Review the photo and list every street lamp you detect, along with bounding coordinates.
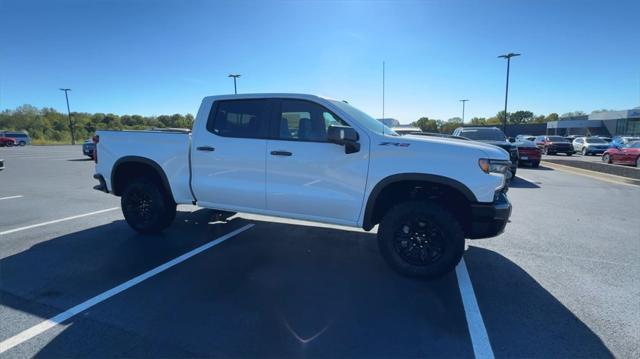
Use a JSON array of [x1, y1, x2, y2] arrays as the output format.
[[459, 99, 469, 123], [228, 74, 241, 94], [498, 52, 521, 134], [59, 88, 76, 145]]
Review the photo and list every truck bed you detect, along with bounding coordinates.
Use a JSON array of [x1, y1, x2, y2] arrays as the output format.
[[95, 130, 194, 204]]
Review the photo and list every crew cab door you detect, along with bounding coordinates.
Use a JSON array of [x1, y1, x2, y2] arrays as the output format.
[[265, 99, 369, 225], [191, 99, 271, 211]]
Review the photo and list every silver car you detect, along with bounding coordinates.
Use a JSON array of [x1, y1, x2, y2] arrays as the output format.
[[572, 137, 609, 155]]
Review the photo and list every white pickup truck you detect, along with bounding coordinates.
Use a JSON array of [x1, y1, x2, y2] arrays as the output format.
[[93, 94, 512, 278]]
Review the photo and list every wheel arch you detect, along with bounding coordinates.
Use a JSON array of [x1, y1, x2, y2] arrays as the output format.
[[111, 156, 174, 201], [361, 173, 477, 231]]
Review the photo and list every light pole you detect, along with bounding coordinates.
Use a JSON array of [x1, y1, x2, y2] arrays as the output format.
[[59, 88, 76, 145], [459, 99, 469, 123], [228, 74, 241, 94], [498, 52, 520, 134]]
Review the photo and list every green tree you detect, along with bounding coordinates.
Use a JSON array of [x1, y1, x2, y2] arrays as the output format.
[[412, 117, 439, 132]]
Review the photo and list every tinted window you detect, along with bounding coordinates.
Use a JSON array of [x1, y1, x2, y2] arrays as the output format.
[[276, 100, 348, 141], [209, 100, 270, 139], [547, 136, 567, 142], [460, 128, 506, 141]]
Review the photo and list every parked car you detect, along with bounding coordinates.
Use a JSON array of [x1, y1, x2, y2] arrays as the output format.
[[610, 136, 640, 148], [82, 139, 95, 158], [602, 141, 640, 167], [0, 131, 31, 146], [452, 127, 518, 177], [572, 137, 609, 155], [594, 136, 611, 142], [516, 134, 535, 142], [93, 93, 512, 278], [0, 137, 17, 147], [515, 140, 541, 167], [564, 135, 580, 143], [534, 135, 574, 155]]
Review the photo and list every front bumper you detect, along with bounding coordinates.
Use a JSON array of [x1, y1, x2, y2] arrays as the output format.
[[468, 192, 511, 239]]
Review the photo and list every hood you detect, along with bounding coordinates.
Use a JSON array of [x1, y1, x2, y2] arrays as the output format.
[[402, 134, 509, 160]]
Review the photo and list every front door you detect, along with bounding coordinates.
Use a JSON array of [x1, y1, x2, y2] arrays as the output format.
[[265, 99, 369, 225]]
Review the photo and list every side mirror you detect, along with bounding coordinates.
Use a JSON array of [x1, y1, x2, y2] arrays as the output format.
[[327, 125, 360, 154]]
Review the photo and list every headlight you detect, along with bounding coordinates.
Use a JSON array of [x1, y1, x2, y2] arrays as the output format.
[[478, 159, 512, 174]]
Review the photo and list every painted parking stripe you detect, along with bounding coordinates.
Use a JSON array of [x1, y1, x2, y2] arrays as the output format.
[[0, 208, 119, 236], [456, 257, 495, 359], [0, 195, 23, 201], [0, 223, 254, 354]]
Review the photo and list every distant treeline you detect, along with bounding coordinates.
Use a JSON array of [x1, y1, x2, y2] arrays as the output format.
[[411, 110, 562, 134], [0, 105, 194, 144]]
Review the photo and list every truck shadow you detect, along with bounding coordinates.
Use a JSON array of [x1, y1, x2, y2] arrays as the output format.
[[510, 177, 540, 188], [0, 211, 612, 358]]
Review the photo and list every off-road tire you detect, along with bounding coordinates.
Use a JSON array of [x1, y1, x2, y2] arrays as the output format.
[[377, 201, 465, 279], [121, 177, 176, 234]]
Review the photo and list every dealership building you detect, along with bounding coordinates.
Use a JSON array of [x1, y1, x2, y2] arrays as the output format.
[[546, 108, 640, 137]]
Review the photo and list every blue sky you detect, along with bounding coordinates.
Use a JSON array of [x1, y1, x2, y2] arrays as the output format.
[[1, 0, 638, 123]]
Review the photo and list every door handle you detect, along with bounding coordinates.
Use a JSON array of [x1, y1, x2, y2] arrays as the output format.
[[196, 146, 215, 152], [270, 150, 292, 156]]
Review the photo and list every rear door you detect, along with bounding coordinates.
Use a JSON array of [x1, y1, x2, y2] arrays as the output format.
[[191, 99, 271, 211], [265, 99, 369, 225]]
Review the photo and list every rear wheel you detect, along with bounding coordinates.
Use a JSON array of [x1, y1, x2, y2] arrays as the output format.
[[602, 154, 611, 164], [636, 157, 639, 168], [566, 152, 572, 156], [582, 148, 588, 156], [531, 161, 540, 168], [121, 177, 176, 234], [18, 141, 26, 146], [377, 201, 465, 279]]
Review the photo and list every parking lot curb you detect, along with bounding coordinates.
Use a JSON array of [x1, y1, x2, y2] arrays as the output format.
[[541, 161, 640, 186]]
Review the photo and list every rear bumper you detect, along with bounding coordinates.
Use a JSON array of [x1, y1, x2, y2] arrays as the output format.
[[93, 174, 109, 193], [468, 192, 512, 239]]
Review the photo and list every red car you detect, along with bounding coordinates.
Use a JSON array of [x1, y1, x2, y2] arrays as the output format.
[[516, 140, 541, 167], [533, 135, 574, 155], [602, 141, 640, 167], [0, 137, 17, 147]]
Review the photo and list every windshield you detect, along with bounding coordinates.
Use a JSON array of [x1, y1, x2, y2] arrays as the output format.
[[329, 100, 398, 136], [585, 138, 607, 144], [629, 141, 640, 148], [547, 136, 567, 142], [460, 128, 506, 141]]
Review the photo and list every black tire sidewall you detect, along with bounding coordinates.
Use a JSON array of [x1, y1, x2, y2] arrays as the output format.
[[378, 201, 465, 278], [121, 178, 175, 233]]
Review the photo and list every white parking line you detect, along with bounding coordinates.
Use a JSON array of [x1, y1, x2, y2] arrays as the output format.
[[0, 208, 119, 236], [456, 257, 495, 359], [0, 223, 254, 354], [0, 195, 23, 201]]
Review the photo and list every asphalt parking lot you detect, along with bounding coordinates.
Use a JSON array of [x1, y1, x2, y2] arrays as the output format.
[[1, 145, 639, 358]]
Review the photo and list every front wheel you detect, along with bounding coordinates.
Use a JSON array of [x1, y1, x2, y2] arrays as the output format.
[[377, 201, 465, 278], [602, 154, 611, 164], [121, 177, 176, 234], [18, 141, 26, 146]]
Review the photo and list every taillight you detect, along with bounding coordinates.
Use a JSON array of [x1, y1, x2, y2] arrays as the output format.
[[92, 135, 99, 163]]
